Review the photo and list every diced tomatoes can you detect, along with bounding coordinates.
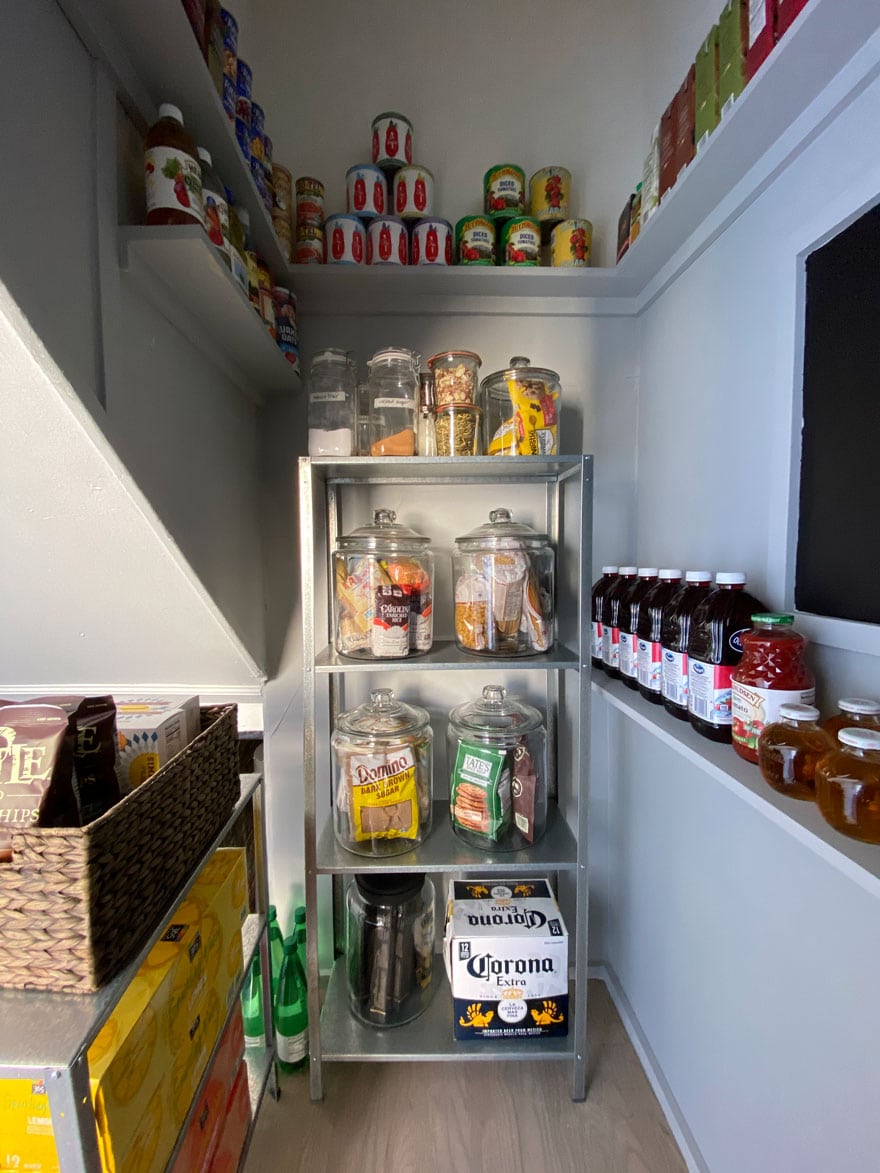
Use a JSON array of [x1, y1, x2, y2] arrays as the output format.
[[366, 216, 409, 265], [346, 164, 388, 219], [295, 176, 324, 226], [455, 216, 495, 266], [550, 218, 593, 267], [393, 166, 434, 220], [484, 164, 525, 219], [371, 112, 414, 170], [325, 214, 366, 265], [529, 167, 571, 223], [411, 218, 453, 266], [501, 217, 540, 266]]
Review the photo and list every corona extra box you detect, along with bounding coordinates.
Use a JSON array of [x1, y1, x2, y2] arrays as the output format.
[[444, 878, 568, 1041]]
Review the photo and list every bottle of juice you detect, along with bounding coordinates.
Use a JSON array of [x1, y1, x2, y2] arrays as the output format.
[[661, 570, 713, 721], [636, 569, 682, 704], [687, 572, 766, 743], [757, 703, 833, 800], [601, 567, 637, 678], [731, 614, 815, 764], [619, 568, 658, 691], [823, 698, 880, 741], [590, 567, 619, 669], [815, 728, 880, 844], [144, 104, 204, 227], [196, 146, 230, 264]]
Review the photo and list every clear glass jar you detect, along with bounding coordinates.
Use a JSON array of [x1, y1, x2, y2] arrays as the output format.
[[815, 728, 880, 843], [453, 508, 555, 656], [823, 698, 880, 741], [479, 356, 561, 456], [345, 873, 435, 1027], [426, 350, 482, 407], [333, 509, 433, 659], [447, 685, 548, 851], [356, 381, 371, 455], [367, 347, 419, 456], [308, 348, 356, 456], [434, 403, 481, 456], [331, 688, 433, 856], [757, 703, 834, 801]]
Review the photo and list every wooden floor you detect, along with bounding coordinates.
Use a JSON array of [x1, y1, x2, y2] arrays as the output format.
[[244, 980, 687, 1173]]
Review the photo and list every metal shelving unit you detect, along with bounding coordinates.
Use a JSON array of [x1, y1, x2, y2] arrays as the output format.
[[299, 455, 593, 1101]]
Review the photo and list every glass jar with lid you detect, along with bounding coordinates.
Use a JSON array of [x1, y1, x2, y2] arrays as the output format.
[[823, 698, 880, 741], [426, 350, 482, 407], [367, 347, 419, 456], [757, 703, 834, 801], [479, 355, 561, 456], [815, 728, 880, 843], [453, 508, 554, 656], [331, 688, 433, 856], [447, 685, 548, 851], [333, 509, 433, 659], [308, 348, 357, 456]]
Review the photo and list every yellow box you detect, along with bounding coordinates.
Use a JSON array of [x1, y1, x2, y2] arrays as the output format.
[[0, 1077, 59, 1173], [189, 847, 248, 1015]]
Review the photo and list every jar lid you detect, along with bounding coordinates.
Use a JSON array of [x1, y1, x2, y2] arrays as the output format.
[[779, 703, 820, 722], [426, 350, 482, 370], [716, 572, 746, 584], [449, 685, 543, 737], [368, 347, 419, 368], [685, 570, 712, 582], [434, 403, 481, 417], [618, 566, 637, 575], [336, 687, 430, 739], [480, 355, 560, 387], [355, 873, 427, 904], [311, 347, 350, 366], [158, 102, 184, 124], [337, 508, 431, 552], [602, 565, 618, 574], [750, 613, 794, 625], [838, 697, 880, 715], [838, 728, 880, 750], [454, 507, 550, 550]]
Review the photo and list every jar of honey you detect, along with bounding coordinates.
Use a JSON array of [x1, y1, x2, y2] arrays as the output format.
[[815, 728, 880, 843], [757, 703, 834, 801], [823, 698, 880, 742]]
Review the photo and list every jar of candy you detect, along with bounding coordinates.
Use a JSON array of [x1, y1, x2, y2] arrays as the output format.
[[308, 348, 356, 456], [479, 356, 561, 456], [815, 728, 880, 844], [757, 703, 834, 801], [367, 347, 419, 456]]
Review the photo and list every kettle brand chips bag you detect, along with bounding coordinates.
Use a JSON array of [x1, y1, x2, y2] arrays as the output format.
[[35, 696, 121, 825], [0, 704, 72, 863]]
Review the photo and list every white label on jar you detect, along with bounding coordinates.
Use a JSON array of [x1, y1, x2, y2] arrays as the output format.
[[591, 620, 603, 660], [145, 146, 204, 226], [662, 648, 688, 706], [310, 391, 346, 403], [731, 684, 816, 753], [373, 397, 415, 411], [276, 1029, 308, 1063], [619, 631, 637, 679]]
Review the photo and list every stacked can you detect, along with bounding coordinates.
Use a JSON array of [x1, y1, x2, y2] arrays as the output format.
[[248, 102, 272, 214], [295, 177, 325, 264], [220, 8, 238, 122]]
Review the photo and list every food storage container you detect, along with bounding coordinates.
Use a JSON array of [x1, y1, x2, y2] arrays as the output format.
[[815, 728, 880, 844], [346, 164, 388, 219], [529, 166, 571, 223], [371, 112, 413, 170], [393, 165, 434, 220], [367, 347, 419, 455], [346, 873, 435, 1027], [434, 404, 481, 456], [453, 508, 555, 656], [307, 348, 357, 456], [455, 216, 495, 265], [500, 217, 540, 265], [325, 214, 366, 265], [550, 218, 592, 267], [295, 175, 324, 226], [479, 356, 561, 456], [331, 688, 433, 856], [484, 164, 526, 218], [427, 350, 482, 407], [367, 216, 408, 265], [333, 508, 433, 658], [447, 685, 548, 851], [411, 218, 452, 265]]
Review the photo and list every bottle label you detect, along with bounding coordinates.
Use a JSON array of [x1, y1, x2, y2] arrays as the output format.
[[731, 684, 816, 754], [145, 146, 204, 225], [662, 648, 689, 706], [202, 184, 229, 254], [637, 639, 662, 691], [591, 620, 603, 660], [688, 660, 733, 725], [310, 390, 346, 403], [602, 625, 620, 669], [244, 1031, 265, 1049], [619, 630, 637, 678], [276, 1028, 308, 1063]]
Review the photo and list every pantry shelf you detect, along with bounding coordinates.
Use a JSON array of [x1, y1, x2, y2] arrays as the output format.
[[307, 455, 586, 484], [119, 226, 299, 401], [314, 640, 581, 673]]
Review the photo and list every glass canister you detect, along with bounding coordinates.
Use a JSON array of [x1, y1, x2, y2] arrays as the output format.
[[815, 728, 880, 844], [823, 698, 880, 741], [426, 350, 482, 407], [367, 347, 419, 456], [447, 685, 548, 851], [757, 703, 834, 801], [453, 508, 554, 656], [331, 688, 433, 856], [479, 356, 561, 456], [333, 509, 433, 659], [346, 873, 435, 1027], [434, 403, 481, 456], [307, 348, 357, 456]]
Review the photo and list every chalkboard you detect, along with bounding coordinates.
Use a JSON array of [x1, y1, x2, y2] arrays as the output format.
[[795, 203, 880, 624]]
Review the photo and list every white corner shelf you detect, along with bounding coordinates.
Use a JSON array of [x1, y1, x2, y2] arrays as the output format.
[[119, 225, 300, 401]]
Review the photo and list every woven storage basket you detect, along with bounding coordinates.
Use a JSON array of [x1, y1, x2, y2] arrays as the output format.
[[0, 704, 239, 993]]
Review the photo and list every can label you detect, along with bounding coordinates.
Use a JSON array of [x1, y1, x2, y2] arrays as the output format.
[[367, 217, 408, 265], [550, 219, 592, 267], [456, 216, 495, 265], [529, 167, 571, 222], [222, 74, 236, 121], [249, 129, 265, 164], [295, 237, 324, 264], [235, 93, 251, 126], [346, 165, 387, 219], [501, 218, 539, 266], [411, 219, 452, 266], [144, 147, 204, 226], [325, 215, 366, 265], [236, 59, 252, 98], [274, 292, 299, 367], [394, 166, 433, 220], [371, 112, 413, 169], [484, 165, 525, 218], [250, 101, 265, 136], [295, 176, 323, 225]]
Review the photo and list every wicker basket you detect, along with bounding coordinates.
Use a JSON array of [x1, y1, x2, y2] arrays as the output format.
[[0, 704, 240, 993]]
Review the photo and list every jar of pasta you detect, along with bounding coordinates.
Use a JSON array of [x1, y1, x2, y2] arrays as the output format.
[[332, 689, 434, 857], [367, 347, 419, 456]]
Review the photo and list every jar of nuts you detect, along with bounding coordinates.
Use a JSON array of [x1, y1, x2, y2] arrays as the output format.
[[426, 350, 482, 408], [434, 403, 481, 457]]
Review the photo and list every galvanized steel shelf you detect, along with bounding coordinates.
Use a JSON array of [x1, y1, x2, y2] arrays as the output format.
[[314, 640, 581, 673]]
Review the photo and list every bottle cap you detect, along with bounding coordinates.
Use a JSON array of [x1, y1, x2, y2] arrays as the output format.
[[751, 613, 794, 625], [779, 703, 819, 722], [716, 572, 746, 585], [601, 566, 618, 574], [269, 904, 277, 918], [685, 570, 712, 582], [838, 697, 880, 715], [637, 567, 658, 576], [197, 146, 212, 165], [618, 566, 637, 575], [658, 568, 682, 579], [838, 728, 880, 750], [294, 906, 306, 924], [158, 102, 184, 124]]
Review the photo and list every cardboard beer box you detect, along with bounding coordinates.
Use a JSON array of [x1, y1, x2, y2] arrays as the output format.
[[444, 879, 568, 1041]]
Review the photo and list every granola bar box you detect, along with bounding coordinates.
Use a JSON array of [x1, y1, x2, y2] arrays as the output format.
[[444, 879, 568, 1041]]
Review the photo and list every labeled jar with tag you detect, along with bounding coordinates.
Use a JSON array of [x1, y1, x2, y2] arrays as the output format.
[[447, 685, 548, 851], [331, 689, 433, 856], [308, 348, 356, 456], [367, 347, 419, 456], [333, 509, 433, 659], [479, 357, 560, 456]]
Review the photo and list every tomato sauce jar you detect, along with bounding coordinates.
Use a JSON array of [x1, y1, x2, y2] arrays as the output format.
[[731, 614, 815, 764], [500, 217, 540, 266], [529, 167, 571, 223], [484, 164, 525, 219], [455, 216, 495, 265], [346, 164, 388, 219], [411, 218, 452, 266], [367, 216, 408, 265], [325, 214, 366, 265], [393, 166, 434, 220], [371, 112, 413, 171]]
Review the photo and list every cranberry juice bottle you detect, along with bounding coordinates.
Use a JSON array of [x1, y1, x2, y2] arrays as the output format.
[[590, 567, 619, 669], [686, 572, 766, 743], [619, 569, 658, 691], [601, 567, 637, 678], [660, 570, 713, 721], [636, 570, 682, 703], [731, 614, 815, 764]]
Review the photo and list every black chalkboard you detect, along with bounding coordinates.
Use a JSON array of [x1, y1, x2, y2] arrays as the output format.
[[795, 203, 880, 624]]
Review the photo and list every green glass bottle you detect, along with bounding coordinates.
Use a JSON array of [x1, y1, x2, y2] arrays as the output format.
[[274, 936, 309, 1072], [268, 904, 285, 999], [241, 953, 265, 1049], [293, 905, 307, 978]]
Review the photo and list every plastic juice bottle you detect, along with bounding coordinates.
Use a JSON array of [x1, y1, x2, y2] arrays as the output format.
[[660, 570, 713, 721], [815, 728, 880, 843], [731, 614, 815, 764], [590, 567, 619, 669], [601, 567, 638, 678], [144, 103, 204, 227], [823, 698, 880, 741], [267, 905, 285, 998], [757, 703, 834, 800], [636, 569, 682, 703], [619, 568, 658, 691], [196, 146, 230, 264], [686, 572, 766, 743], [275, 937, 309, 1072], [241, 953, 265, 1048]]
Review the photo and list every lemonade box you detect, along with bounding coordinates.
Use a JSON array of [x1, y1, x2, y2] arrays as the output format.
[[188, 847, 248, 1014], [0, 1076, 59, 1173], [170, 1006, 245, 1173], [204, 1059, 251, 1173]]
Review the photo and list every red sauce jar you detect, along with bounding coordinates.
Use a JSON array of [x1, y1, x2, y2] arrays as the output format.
[[731, 614, 815, 764]]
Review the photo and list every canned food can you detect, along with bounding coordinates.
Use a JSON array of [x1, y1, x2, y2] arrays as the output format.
[[222, 74, 236, 122], [235, 93, 251, 127], [257, 261, 275, 330], [272, 218, 292, 263], [264, 135, 273, 167], [296, 222, 323, 243], [250, 102, 265, 136], [234, 117, 250, 159], [371, 112, 413, 170], [236, 58, 252, 100], [273, 287, 299, 369], [501, 217, 540, 266], [529, 167, 571, 223], [455, 215, 495, 265], [272, 210, 293, 241], [295, 235, 324, 264], [295, 176, 324, 226], [325, 213, 367, 265], [411, 218, 453, 266], [346, 164, 387, 219], [366, 215, 408, 265], [249, 129, 265, 166], [220, 8, 238, 78], [550, 218, 593, 267], [484, 164, 525, 219], [272, 164, 293, 215], [393, 165, 433, 220]]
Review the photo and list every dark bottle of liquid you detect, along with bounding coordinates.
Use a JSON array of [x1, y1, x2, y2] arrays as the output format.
[[619, 568, 658, 691], [660, 570, 713, 721], [601, 567, 637, 678], [636, 570, 682, 703], [686, 572, 767, 742], [590, 566, 619, 669]]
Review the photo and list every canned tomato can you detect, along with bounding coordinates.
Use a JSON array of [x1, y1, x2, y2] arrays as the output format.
[[501, 217, 540, 266], [550, 218, 593, 267], [484, 164, 525, 219], [325, 214, 366, 265], [455, 215, 495, 265], [411, 218, 453, 266], [366, 215, 408, 265], [371, 112, 413, 170], [222, 75, 236, 122], [295, 233, 324, 264], [295, 176, 324, 226], [346, 164, 387, 219], [393, 165, 434, 220], [272, 164, 293, 215], [529, 166, 571, 223]]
